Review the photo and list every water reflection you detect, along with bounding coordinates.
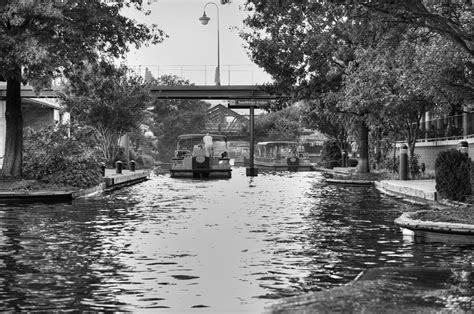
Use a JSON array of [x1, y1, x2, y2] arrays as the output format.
[[0, 168, 472, 312]]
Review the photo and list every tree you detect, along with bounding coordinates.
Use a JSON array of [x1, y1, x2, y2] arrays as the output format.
[[241, 1, 472, 173], [241, 1, 402, 172], [59, 61, 151, 166], [150, 75, 209, 163], [342, 31, 468, 162], [0, 0, 164, 177], [302, 95, 351, 154], [355, 0, 474, 57], [252, 106, 303, 142]]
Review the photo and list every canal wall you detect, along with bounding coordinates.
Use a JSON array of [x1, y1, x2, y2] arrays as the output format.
[[395, 137, 474, 171], [0, 169, 150, 202], [374, 180, 437, 202]]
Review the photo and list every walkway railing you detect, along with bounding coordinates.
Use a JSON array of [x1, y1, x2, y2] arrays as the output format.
[[128, 64, 273, 86], [396, 111, 474, 143]]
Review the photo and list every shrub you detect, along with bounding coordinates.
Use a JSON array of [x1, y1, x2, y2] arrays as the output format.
[[321, 140, 341, 162], [23, 124, 104, 188], [382, 156, 400, 174], [325, 160, 340, 169], [435, 149, 471, 202], [348, 158, 358, 167], [134, 153, 155, 169]]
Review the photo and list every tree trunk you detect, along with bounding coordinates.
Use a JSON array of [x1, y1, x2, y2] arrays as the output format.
[[1, 72, 23, 177], [358, 121, 370, 173]]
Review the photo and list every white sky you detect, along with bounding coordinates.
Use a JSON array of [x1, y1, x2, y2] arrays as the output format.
[[122, 0, 272, 85]]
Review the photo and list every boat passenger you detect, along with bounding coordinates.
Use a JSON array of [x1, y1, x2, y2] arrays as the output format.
[[203, 133, 213, 157]]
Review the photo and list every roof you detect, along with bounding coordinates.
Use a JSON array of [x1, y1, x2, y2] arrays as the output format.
[[178, 134, 228, 140], [22, 98, 61, 110]]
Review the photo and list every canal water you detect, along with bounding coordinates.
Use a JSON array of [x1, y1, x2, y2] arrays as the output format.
[[0, 168, 472, 312]]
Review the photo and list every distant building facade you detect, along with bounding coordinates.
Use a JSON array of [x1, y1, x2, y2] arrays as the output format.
[[397, 104, 474, 171]]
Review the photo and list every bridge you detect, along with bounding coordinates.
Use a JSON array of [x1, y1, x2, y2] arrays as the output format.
[[0, 84, 285, 176], [0, 85, 280, 100]]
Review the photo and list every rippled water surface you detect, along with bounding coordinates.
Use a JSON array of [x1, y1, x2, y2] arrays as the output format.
[[0, 168, 472, 312]]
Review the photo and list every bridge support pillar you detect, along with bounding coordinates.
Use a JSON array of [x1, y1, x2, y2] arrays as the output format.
[[246, 106, 258, 177]]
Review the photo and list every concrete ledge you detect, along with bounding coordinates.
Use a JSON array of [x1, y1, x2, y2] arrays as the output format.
[[395, 212, 474, 244], [71, 183, 106, 199], [0, 191, 73, 202], [374, 180, 437, 201], [267, 267, 462, 313], [0, 170, 150, 203], [326, 178, 374, 186], [332, 167, 357, 175]]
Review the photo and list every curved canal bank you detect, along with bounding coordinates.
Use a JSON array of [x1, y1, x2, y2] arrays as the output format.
[[0, 168, 472, 312]]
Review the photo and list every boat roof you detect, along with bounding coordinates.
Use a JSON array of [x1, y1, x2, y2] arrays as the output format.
[[256, 141, 298, 146], [178, 133, 228, 140]]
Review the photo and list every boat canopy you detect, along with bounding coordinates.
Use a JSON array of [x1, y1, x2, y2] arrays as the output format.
[[178, 134, 227, 141], [176, 134, 228, 154], [255, 141, 302, 158], [256, 141, 298, 146]]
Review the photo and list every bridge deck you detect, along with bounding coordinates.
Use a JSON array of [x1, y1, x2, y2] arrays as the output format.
[[0, 85, 281, 100]]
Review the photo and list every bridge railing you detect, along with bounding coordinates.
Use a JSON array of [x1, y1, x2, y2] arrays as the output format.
[[128, 64, 273, 86]]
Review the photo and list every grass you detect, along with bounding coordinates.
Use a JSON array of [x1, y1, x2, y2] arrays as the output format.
[[0, 177, 74, 192]]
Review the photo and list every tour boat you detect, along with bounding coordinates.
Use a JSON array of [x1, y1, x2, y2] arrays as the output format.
[[254, 141, 313, 171], [230, 143, 250, 166], [170, 134, 232, 178]]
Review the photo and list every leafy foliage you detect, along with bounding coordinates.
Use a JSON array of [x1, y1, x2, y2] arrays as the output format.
[[302, 96, 351, 153], [435, 149, 472, 202], [150, 75, 209, 162], [321, 139, 342, 169], [355, 0, 474, 58], [251, 106, 303, 142], [0, 0, 164, 177], [23, 123, 103, 188], [241, 0, 473, 174], [59, 61, 151, 166]]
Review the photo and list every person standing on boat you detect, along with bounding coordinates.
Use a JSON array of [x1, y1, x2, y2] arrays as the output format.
[[203, 133, 213, 157]]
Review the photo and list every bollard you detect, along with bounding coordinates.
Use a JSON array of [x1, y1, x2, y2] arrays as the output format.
[[400, 144, 408, 180], [115, 161, 123, 174], [458, 140, 469, 156], [341, 151, 347, 167], [129, 160, 136, 172], [100, 163, 106, 177]]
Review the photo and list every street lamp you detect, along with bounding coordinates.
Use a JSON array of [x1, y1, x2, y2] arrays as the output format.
[[199, 2, 220, 86]]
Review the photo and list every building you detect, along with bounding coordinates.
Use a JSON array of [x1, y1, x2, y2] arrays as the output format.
[[0, 83, 67, 168], [398, 105, 474, 171]]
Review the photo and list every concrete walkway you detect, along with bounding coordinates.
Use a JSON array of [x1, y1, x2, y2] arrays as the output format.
[[375, 179, 437, 201]]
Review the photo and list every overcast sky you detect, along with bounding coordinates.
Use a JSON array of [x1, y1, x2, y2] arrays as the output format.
[[122, 0, 272, 85]]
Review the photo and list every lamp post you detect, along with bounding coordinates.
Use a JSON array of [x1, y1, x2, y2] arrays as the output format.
[[199, 2, 220, 86]]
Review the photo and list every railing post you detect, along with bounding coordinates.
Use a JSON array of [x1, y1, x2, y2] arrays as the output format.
[[458, 140, 469, 156], [100, 162, 106, 177], [116, 161, 123, 174]]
